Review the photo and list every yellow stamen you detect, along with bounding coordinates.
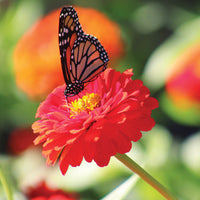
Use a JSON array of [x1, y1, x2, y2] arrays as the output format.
[[69, 93, 101, 117]]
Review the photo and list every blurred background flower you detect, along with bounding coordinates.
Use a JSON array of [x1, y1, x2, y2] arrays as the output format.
[[1, 0, 200, 199], [7, 127, 38, 155], [143, 17, 200, 126], [25, 181, 78, 200]]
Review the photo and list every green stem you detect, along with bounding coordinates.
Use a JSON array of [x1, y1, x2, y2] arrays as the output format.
[[115, 153, 177, 200], [0, 166, 13, 200]]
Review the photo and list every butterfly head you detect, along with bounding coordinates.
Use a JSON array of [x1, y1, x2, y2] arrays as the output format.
[[64, 81, 84, 97]]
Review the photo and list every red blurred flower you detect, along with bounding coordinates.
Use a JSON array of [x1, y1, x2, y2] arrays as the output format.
[[8, 127, 37, 155], [13, 6, 124, 100], [166, 44, 200, 108], [32, 68, 158, 175], [26, 181, 77, 200]]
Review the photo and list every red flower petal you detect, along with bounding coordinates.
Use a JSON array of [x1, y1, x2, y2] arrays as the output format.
[[59, 137, 84, 175]]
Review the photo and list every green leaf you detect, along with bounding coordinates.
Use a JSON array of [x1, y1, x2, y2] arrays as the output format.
[[101, 175, 139, 200], [0, 165, 13, 200]]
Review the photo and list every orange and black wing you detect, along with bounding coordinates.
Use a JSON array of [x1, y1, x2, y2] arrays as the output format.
[[70, 34, 109, 85], [59, 6, 83, 84]]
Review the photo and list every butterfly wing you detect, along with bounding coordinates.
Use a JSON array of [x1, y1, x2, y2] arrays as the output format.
[[59, 6, 83, 84], [70, 34, 109, 85]]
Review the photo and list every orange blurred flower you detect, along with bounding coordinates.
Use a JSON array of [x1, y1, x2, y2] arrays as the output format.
[[166, 44, 200, 109], [13, 6, 124, 100]]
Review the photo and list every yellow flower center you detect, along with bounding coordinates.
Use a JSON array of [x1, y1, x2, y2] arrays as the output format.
[[69, 93, 101, 117]]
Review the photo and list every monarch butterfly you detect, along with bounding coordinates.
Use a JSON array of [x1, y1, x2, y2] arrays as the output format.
[[59, 6, 109, 98]]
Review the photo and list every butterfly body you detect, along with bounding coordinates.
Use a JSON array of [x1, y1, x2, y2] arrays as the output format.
[[59, 6, 109, 97]]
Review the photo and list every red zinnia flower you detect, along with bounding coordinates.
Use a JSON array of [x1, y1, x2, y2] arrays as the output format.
[[32, 68, 158, 175], [26, 181, 77, 200]]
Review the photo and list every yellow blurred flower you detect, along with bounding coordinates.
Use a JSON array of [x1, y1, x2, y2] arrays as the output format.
[[13, 6, 124, 100]]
